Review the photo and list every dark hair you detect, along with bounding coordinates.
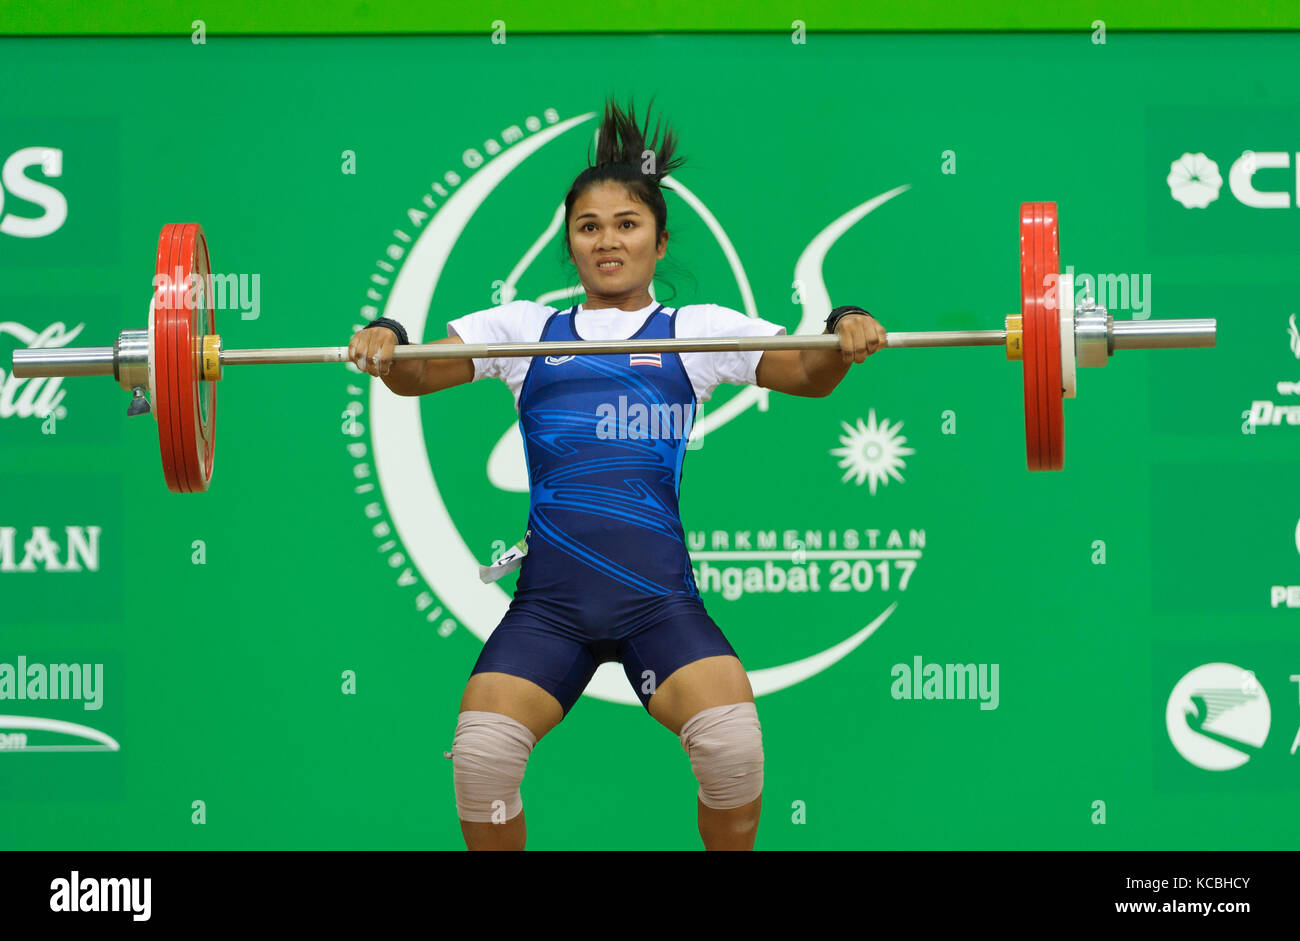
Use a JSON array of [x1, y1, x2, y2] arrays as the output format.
[[560, 95, 691, 302]]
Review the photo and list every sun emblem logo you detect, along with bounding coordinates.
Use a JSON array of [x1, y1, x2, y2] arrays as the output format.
[[830, 410, 915, 494]]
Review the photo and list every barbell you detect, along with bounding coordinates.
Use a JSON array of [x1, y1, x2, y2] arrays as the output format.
[[10, 202, 1216, 493]]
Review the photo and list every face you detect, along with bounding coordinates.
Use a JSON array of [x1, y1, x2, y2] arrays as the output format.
[[567, 180, 667, 307]]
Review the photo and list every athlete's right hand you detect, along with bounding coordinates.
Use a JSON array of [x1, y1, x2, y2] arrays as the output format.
[[348, 326, 397, 377]]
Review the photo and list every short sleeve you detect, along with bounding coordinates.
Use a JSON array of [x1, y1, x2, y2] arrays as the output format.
[[444, 300, 554, 410], [445, 300, 531, 382], [676, 303, 787, 403]]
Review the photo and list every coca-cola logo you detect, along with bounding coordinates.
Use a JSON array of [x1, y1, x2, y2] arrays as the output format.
[[0, 321, 85, 420]]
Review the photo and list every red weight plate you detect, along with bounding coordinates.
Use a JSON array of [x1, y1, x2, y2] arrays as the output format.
[[167, 223, 195, 492], [174, 224, 215, 491], [1031, 202, 1049, 471], [155, 224, 189, 492], [1020, 205, 1043, 470], [1020, 202, 1064, 471], [154, 223, 215, 492], [193, 226, 216, 490], [1040, 205, 1063, 470], [168, 224, 195, 492]]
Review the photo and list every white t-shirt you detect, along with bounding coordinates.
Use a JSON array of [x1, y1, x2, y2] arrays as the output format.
[[445, 300, 786, 410]]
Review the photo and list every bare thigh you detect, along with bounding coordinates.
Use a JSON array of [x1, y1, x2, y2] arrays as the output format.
[[646, 655, 755, 736], [459, 671, 566, 743]]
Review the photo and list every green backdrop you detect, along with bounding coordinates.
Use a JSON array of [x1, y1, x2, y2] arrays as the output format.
[[1, 29, 1297, 849]]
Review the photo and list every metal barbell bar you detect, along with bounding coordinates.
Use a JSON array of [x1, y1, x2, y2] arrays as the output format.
[[11, 319, 1216, 379]]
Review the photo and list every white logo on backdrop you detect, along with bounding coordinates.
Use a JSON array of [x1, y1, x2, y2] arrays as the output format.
[[831, 410, 914, 494], [1167, 152, 1222, 208], [1245, 314, 1300, 427], [0, 716, 120, 752], [1166, 663, 1270, 771]]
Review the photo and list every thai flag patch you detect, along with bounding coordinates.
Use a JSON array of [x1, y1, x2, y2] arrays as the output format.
[[629, 352, 662, 367]]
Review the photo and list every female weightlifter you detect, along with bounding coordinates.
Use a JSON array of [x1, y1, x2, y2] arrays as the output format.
[[347, 97, 886, 850]]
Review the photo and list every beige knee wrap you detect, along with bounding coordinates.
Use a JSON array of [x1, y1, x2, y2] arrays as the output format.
[[679, 701, 764, 810], [449, 710, 537, 823]]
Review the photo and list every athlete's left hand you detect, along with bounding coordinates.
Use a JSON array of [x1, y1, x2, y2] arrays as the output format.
[[836, 312, 887, 364]]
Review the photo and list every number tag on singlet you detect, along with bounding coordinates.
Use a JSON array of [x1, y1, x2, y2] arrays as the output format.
[[477, 530, 530, 584]]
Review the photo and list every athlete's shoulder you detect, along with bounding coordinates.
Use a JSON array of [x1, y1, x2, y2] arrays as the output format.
[[515, 298, 564, 313], [447, 298, 562, 345], [492, 298, 562, 318], [502, 298, 564, 325], [455, 298, 561, 327], [674, 303, 762, 334], [676, 302, 748, 317], [676, 302, 733, 312]]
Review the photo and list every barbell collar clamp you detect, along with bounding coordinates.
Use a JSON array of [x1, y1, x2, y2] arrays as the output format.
[[1075, 303, 1111, 368]]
